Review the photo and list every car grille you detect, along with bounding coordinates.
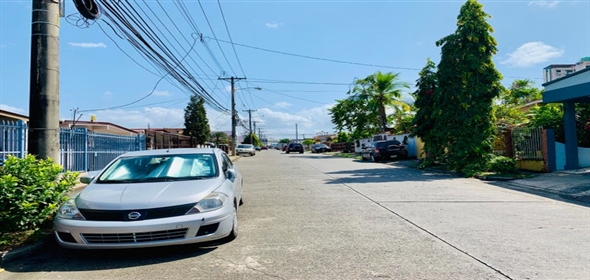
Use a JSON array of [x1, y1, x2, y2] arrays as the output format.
[[79, 203, 195, 221], [82, 228, 188, 244]]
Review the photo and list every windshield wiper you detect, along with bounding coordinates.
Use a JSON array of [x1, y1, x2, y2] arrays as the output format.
[[96, 179, 136, 184]]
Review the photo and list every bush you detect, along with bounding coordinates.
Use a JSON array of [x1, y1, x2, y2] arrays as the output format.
[[488, 155, 518, 174], [0, 155, 79, 234]]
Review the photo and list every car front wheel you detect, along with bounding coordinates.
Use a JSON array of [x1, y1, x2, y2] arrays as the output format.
[[223, 203, 238, 242]]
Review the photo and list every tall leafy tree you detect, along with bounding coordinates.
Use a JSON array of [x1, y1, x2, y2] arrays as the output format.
[[183, 95, 211, 144], [434, 0, 502, 172], [411, 58, 440, 161]]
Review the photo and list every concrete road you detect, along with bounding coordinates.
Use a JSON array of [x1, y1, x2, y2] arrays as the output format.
[[2, 151, 589, 279]]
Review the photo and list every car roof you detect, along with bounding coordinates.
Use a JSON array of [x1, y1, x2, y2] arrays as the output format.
[[118, 148, 219, 157]]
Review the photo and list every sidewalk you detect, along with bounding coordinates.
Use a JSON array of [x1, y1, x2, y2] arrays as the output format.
[[498, 168, 590, 204]]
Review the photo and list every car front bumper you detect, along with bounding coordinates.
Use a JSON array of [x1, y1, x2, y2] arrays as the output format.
[[53, 205, 234, 249]]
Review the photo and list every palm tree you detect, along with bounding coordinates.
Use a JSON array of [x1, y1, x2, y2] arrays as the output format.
[[353, 71, 410, 133]]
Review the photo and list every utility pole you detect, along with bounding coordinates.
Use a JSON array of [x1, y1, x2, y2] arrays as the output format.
[[219, 77, 246, 156], [243, 109, 257, 143], [296, 123, 298, 143], [28, 0, 61, 162]]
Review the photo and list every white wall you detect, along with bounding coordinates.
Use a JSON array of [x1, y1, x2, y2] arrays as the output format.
[[554, 142, 590, 170]]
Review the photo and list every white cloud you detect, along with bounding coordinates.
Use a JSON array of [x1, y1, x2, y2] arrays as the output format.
[[67, 102, 337, 141], [265, 22, 282, 29], [274, 102, 292, 109], [68, 42, 107, 48], [0, 104, 27, 115], [501, 42, 564, 68], [153, 90, 171, 97], [528, 1, 560, 8]]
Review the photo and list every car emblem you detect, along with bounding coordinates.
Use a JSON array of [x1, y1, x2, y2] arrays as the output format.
[[128, 211, 142, 220]]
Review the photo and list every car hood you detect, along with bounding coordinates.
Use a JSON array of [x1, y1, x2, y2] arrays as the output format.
[[75, 177, 225, 210]]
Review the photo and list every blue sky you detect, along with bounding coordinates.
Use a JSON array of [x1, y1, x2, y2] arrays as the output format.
[[1, 0, 589, 141]]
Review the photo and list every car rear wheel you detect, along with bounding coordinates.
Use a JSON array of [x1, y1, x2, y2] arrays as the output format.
[[371, 154, 378, 162]]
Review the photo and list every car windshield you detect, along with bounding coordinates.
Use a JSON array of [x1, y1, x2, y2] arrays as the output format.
[[237, 144, 253, 149], [97, 153, 218, 183]]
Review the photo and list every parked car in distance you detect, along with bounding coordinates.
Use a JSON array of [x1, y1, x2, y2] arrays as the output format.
[[261, 146, 268, 150], [255, 146, 262, 151], [282, 145, 287, 151], [311, 144, 331, 153], [53, 148, 242, 249], [237, 144, 256, 156], [286, 143, 304, 154], [361, 139, 407, 162]]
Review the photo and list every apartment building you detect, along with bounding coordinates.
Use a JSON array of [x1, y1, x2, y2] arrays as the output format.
[[543, 57, 590, 83]]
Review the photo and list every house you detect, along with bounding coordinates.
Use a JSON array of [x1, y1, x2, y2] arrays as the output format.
[[542, 66, 590, 170], [543, 57, 590, 83]]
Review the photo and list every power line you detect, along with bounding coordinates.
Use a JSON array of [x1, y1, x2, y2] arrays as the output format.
[[217, 0, 246, 77], [205, 36, 419, 71], [198, 0, 235, 76]]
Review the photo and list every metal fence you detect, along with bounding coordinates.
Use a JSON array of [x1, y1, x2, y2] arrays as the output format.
[[512, 127, 544, 160], [0, 120, 27, 163], [0, 120, 146, 171], [60, 128, 146, 171]]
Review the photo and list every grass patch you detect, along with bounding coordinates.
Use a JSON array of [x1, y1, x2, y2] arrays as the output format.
[[0, 229, 49, 252], [330, 152, 359, 159]]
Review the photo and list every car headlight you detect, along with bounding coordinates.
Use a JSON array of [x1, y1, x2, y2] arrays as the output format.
[[57, 199, 86, 220], [186, 192, 229, 214]]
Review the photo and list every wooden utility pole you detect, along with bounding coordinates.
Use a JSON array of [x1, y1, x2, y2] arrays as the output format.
[[28, 0, 61, 162], [244, 109, 257, 143], [219, 77, 246, 156]]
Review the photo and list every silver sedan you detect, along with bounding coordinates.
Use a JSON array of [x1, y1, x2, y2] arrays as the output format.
[[54, 148, 243, 249]]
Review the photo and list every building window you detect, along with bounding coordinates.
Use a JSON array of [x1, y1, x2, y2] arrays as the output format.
[[566, 70, 573, 74], [556, 70, 562, 73]]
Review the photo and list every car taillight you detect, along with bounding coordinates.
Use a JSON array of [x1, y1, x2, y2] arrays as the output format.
[[374, 148, 379, 153]]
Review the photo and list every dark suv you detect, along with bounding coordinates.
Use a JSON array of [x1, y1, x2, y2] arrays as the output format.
[[361, 140, 407, 162], [286, 143, 304, 154]]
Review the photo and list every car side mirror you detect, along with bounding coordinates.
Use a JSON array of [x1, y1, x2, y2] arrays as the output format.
[[226, 169, 236, 181], [80, 175, 94, 184]]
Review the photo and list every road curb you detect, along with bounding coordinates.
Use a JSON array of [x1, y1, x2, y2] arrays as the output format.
[[0, 234, 53, 268]]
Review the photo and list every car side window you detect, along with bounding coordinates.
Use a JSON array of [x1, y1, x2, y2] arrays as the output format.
[[221, 153, 232, 172]]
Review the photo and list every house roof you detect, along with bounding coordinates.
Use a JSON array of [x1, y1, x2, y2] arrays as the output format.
[[60, 120, 138, 135], [0, 109, 29, 122], [542, 67, 590, 103]]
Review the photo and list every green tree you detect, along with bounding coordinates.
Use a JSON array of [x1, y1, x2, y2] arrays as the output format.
[[434, 0, 502, 174], [330, 94, 379, 140], [183, 95, 211, 144], [526, 104, 564, 142], [210, 131, 230, 145], [353, 71, 410, 133], [336, 132, 350, 143], [503, 79, 543, 106], [242, 133, 262, 146], [279, 138, 291, 144], [411, 58, 441, 161], [576, 103, 590, 147]]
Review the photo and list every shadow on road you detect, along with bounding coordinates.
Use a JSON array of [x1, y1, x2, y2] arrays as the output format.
[[2, 239, 219, 273], [323, 165, 463, 184]]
